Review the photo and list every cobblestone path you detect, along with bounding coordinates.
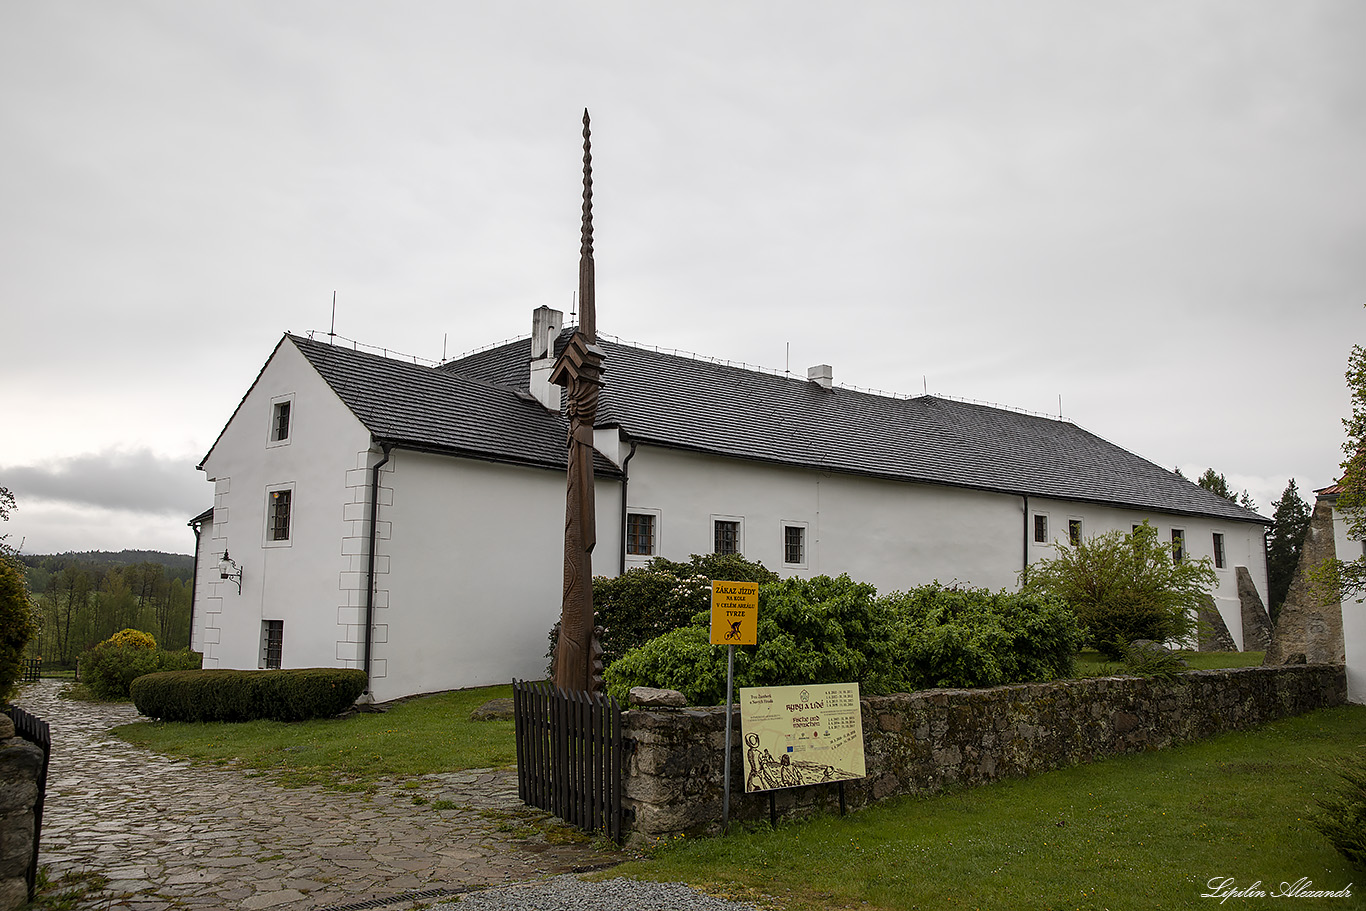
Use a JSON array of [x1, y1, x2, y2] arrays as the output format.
[[15, 680, 625, 910]]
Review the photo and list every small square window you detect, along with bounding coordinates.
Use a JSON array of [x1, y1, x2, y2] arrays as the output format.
[[1212, 532, 1226, 569], [272, 401, 291, 442], [626, 513, 656, 556], [270, 489, 292, 542], [784, 525, 806, 565], [261, 620, 283, 669], [1172, 529, 1186, 564], [1068, 519, 1082, 547], [1033, 515, 1048, 544], [714, 520, 740, 555]]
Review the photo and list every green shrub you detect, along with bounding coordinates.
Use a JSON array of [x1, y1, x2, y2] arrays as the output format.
[[605, 573, 901, 704], [81, 629, 201, 700], [884, 585, 1082, 689], [131, 668, 367, 722], [604, 579, 1083, 704], [548, 553, 781, 672], [1311, 752, 1366, 867], [0, 558, 37, 704], [1022, 523, 1215, 659]]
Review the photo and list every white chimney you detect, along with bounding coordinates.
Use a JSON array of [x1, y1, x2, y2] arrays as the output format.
[[529, 306, 564, 411], [807, 364, 833, 390]]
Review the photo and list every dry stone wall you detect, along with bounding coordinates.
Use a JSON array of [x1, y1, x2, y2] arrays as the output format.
[[0, 715, 43, 911], [620, 664, 1346, 839], [1268, 498, 1347, 666]]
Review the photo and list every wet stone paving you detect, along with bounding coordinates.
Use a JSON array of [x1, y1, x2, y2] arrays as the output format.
[[15, 680, 625, 910]]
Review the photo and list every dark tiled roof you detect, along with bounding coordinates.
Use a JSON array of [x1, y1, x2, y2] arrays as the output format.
[[445, 333, 1268, 525], [289, 335, 617, 476]]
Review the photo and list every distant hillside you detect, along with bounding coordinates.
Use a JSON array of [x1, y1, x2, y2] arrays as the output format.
[[21, 549, 195, 574]]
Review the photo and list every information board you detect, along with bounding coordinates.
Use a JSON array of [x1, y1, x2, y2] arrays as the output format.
[[739, 682, 865, 793], [709, 580, 759, 645]]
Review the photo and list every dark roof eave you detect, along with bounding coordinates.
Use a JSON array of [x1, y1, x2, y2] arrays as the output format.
[[622, 434, 1271, 526], [373, 436, 624, 480]]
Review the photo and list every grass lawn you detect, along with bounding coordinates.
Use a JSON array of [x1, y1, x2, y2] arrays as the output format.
[[1073, 649, 1265, 677], [113, 684, 517, 789], [612, 705, 1366, 911]]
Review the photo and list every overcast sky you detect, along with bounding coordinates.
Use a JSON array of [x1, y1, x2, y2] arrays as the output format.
[[2, 1, 1364, 556]]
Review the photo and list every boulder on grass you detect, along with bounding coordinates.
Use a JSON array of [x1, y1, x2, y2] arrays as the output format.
[[469, 698, 515, 721]]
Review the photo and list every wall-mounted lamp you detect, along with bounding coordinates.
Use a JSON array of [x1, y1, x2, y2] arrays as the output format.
[[218, 550, 243, 594]]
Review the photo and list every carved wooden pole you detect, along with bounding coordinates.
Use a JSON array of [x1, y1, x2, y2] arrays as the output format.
[[550, 110, 605, 692]]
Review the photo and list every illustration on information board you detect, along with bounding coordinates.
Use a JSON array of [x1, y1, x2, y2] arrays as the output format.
[[739, 683, 866, 793]]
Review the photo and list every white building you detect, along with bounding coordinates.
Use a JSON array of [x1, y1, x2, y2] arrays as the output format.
[[192, 307, 1271, 702]]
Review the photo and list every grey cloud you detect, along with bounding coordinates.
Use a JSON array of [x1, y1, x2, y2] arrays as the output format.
[[1, 450, 207, 518]]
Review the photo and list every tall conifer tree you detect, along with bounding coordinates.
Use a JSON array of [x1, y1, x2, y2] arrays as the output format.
[[1266, 479, 1311, 621]]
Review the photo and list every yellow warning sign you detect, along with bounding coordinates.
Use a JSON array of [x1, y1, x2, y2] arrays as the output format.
[[710, 580, 759, 645]]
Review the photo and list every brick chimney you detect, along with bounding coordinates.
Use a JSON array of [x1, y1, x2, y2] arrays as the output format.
[[529, 306, 563, 410]]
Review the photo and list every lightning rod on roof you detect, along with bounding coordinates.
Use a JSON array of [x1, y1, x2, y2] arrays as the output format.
[[329, 291, 336, 342], [1058, 394, 1063, 419]]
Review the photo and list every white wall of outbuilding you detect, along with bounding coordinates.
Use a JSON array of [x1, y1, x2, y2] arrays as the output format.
[[619, 440, 1267, 650], [192, 343, 1272, 702], [1329, 506, 1366, 703]]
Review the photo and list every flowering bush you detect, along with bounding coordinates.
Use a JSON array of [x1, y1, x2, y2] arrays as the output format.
[[106, 628, 157, 650], [81, 629, 200, 700]]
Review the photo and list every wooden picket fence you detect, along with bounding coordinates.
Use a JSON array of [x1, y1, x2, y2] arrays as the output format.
[[7, 705, 51, 904], [511, 680, 628, 843]]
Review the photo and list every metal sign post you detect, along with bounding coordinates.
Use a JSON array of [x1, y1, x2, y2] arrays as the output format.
[[723, 642, 735, 830], [710, 579, 758, 833]]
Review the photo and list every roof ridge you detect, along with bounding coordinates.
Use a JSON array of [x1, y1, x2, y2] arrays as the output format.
[[291, 332, 539, 401]]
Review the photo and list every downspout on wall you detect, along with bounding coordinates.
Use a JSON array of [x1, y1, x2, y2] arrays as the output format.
[[186, 511, 209, 651], [619, 439, 639, 575], [1021, 495, 1030, 586], [362, 441, 393, 697]]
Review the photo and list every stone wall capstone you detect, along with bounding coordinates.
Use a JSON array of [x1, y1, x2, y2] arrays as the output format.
[[620, 664, 1347, 840]]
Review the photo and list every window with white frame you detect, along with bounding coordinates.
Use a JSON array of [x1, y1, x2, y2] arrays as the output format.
[[1033, 514, 1048, 544], [713, 517, 742, 555], [1212, 532, 1226, 569], [265, 486, 293, 544], [1068, 519, 1083, 547], [261, 620, 283, 669], [267, 394, 294, 447], [1172, 528, 1186, 564], [783, 523, 807, 567], [626, 512, 657, 556]]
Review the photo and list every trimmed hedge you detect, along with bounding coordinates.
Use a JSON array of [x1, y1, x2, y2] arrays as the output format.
[[131, 668, 368, 722]]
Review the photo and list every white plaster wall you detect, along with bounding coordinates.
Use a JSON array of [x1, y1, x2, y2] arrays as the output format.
[[1329, 507, 1366, 703], [370, 449, 622, 703], [197, 339, 373, 674], [622, 445, 1268, 647], [187, 518, 214, 657], [1025, 497, 1269, 651], [625, 446, 1021, 592]]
